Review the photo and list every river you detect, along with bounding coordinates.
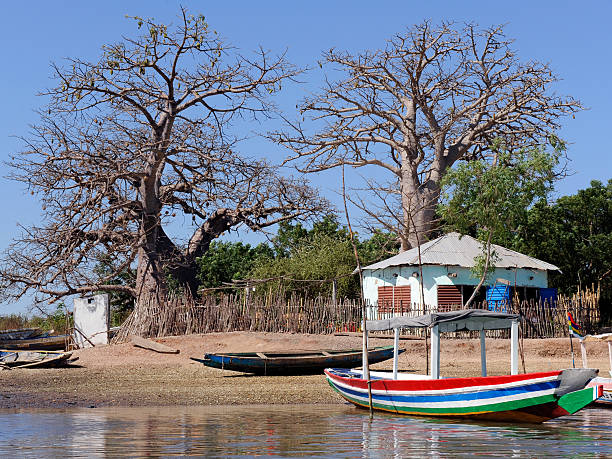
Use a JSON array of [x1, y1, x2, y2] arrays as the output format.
[[1, 404, 610, 457]]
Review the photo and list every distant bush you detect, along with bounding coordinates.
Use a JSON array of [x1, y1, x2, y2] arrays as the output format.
[[0, 314, 29, 331], [0, 304, 72, 335]]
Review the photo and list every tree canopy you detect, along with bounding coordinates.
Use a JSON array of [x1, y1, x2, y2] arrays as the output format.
[[274, 22, 581, 251], [438, 142, 561, 305], [514, 180, 612, 316], [0, 10, 327, 308]]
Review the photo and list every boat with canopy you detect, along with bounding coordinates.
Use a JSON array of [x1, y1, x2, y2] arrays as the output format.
[[325, 310, 603, 423]]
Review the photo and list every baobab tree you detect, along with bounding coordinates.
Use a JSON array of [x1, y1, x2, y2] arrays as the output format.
[[0, 11, 327, 310], [274, 22, 581, 250]]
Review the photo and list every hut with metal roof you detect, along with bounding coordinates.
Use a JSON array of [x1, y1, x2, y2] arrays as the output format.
[[362, 232, 560, 317]]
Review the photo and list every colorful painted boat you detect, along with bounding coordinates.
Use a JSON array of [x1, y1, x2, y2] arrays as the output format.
[[588, 377, 612, 406], [576, 332, 612, 406], [325, 368, 601, 423], [326, 310, 602, 423], [191, 346, 404, 375], [0, 350, 77, 368]]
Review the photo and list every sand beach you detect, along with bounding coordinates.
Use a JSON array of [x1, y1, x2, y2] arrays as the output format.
[[1, 332, 610, 409]]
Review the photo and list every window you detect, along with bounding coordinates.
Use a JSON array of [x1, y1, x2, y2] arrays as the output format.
[[437, 285, 462, 311], [377, 286, 411, 315]]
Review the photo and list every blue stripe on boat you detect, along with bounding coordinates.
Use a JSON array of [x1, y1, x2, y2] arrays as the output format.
[[330, 380, 560, 404]]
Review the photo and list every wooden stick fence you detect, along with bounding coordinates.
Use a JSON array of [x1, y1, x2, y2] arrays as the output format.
[[114, 285, 601, 341]]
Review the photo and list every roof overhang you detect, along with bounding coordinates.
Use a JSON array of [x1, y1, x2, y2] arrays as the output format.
[[367, 309, 520, 332]]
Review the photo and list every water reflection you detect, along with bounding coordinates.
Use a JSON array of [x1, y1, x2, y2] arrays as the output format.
[[1, 405, 610, 457]]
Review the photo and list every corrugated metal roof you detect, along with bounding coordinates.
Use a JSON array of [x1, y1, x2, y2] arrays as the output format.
[[362, 232, 560, 272]]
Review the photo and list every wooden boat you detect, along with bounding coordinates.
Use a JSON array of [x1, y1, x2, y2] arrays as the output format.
[[0, 334, 67, 351], [0, 350, 77, 368], [191, 346, 404, 375], [574, 332, 612, 406], [0, 328, 47, 341], [325, 310, 603, 423]]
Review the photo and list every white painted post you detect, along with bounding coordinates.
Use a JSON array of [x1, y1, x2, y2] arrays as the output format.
[[362, 319, 369, 380], [431, 325, 440, 379], [580, 340, 588, 368], [511, 319, 519, 375], [608, 342, 612, 378], [480, 329, 487, 377], [393, 327, 399, 379]]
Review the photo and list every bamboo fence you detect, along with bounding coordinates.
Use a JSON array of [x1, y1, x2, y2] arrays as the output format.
[[114, 285, 601, 341]]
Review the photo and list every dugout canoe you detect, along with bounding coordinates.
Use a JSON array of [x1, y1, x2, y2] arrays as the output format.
[[0, 328, 47, 341], [0, 350, 77, 368], [191, 345, 404, 375], [0, 335, 68, 351]]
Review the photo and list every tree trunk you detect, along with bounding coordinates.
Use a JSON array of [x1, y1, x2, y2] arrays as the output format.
[[400, 147, 452, 250], [135, 246, 166, 300], [401, 173, 441, 250]]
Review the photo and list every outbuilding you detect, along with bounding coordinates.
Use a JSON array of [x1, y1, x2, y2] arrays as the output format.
[[361, 232, 560, 318]]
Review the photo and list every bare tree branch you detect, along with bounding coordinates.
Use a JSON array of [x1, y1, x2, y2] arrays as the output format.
[[1, 10, 328, 307], [273, 21, 581, 250]]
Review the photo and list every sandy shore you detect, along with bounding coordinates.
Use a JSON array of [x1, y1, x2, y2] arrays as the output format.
[[1, 332, 610, 409]]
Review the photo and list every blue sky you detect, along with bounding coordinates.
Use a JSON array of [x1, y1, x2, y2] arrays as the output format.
[[1, 1, 610, 314]]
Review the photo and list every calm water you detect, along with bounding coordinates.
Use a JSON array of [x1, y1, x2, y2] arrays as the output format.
[[0, 404, 610, 458]]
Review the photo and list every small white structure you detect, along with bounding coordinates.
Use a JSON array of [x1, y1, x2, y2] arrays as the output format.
[[362, 232, 560, 318], [73, 294, 110, 348]]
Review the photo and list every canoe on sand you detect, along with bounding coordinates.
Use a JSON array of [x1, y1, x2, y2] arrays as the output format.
[[191, 346, 403, 375], [0, 350, 77, 368]]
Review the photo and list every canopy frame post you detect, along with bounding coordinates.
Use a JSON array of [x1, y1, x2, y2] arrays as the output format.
[[511, 319, 519, 375], [431, 324, 440, 379], [608, 341, 612, 377], [480, 329, 487, 377], [393, 327, 399, 379], [362, 319, 369, 380], [580, 339, 588, 368]]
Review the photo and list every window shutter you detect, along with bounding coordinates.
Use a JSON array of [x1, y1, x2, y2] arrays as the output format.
[[377, 286, 411, 315], [437, 285, 462, 311]]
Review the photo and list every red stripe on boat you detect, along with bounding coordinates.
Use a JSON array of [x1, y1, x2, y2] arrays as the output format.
[[325, 370, 562, 391]]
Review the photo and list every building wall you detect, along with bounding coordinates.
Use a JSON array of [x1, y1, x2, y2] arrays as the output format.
[[362, 265, 549, 309]]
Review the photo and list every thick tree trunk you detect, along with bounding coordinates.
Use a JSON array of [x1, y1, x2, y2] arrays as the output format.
[[139, 209, 238, 300], [400, 148, 452, 251], [400, 172, 441, 251], [135, 246, 166, 300]]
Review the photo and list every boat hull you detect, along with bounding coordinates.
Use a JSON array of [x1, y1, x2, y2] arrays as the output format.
[[0, 350, 76, 368], [192, 346, 403, 375], [588, 377, 612, 406], [325, 368, 601, 423], [0, 335, 67, 351]]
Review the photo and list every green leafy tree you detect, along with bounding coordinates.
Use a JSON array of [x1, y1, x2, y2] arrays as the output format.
[[250, 216, 399, 299], [93, 254, 135, 325], [250, 232, 360, 298], [439, 142, 561, 306], [270, 215, 345, 258], [358, 230, 401, 266], [196, 241, 273, 292], [515, 180, 612, 319]]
